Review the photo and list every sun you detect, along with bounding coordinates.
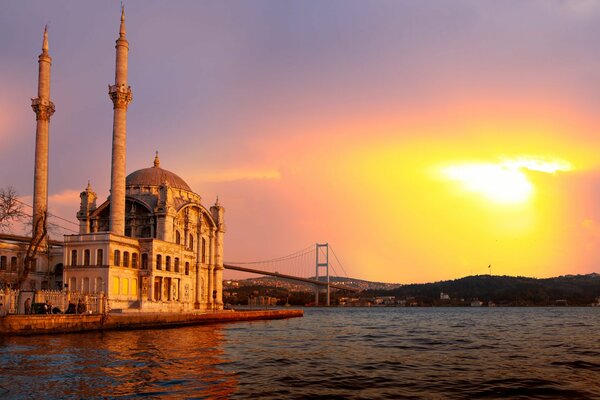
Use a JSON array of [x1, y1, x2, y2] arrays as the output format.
[[442, 157, 571, 204]]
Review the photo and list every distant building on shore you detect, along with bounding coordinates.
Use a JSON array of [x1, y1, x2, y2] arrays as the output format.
[[248, 296, 278, 307]]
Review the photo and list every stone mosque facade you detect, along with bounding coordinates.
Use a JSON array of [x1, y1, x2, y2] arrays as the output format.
[[68, 153, 225, 312], [0, 9, 225, 312]]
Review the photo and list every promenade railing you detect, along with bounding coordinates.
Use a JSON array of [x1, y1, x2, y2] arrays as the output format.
[[0, 289, 106, 316]]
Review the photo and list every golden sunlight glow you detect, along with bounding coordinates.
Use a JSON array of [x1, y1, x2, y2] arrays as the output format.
[[442, 157, 571, 204]]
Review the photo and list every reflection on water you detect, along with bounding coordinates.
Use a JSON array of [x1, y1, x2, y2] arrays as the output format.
[[2, 308, 600, 399], [0, 325, 236, 399]]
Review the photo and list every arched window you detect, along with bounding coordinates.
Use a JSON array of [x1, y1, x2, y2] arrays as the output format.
[[10, 256, 17, 271], [174, 257, 180, 273], [0, 256, 6, 270], [185, 262, 190, 275], [114, 250, 121, 266], [30, 258, 37, 272], [156, 254, 162, 270], [83, 277, 90, 293], [97, 249, 103, 266], [84, 249, 91, 265], [166, 256, 171, 271], [141, 253, 148, 269], [123, 251, 130, 267], [189, 234, 194, 250], [176, 231, 181, 244], [132, 253, 138, 269], [201, 238, 206, 263], [71, 250, 77, 266]]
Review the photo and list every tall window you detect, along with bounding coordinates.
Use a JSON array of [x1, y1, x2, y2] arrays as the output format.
[[0, 256, 6, 270], [10, 256, 17, 271], [202, 238, 206, 263], [97, 249, 103, 266], [141, 253, 148, 270], [176, 231, 181, 244], [113, 277, 120, 295], [84, 249, 91, 265], [95, 277, 104, 293], [114, 250, 121, 266], [30, 258, 37, 272], [174, 257, 180, 273], [156, 254, 162, 270], [123, 251, 130, 267], [166, 256, 171, 271], [189, 234, 194, 250], [132, 253, 138, 269], [185, 262, 190, 275], [71, 250, 77, 266]]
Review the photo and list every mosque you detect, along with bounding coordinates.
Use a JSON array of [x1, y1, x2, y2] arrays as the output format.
[[0, 9, 225, 312]]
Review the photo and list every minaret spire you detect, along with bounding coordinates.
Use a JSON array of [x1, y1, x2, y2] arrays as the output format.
[[108, 6, 133, 235], [119, 5, 126, 38], [31, 25, 55, 242], [42, 25, 48, 53]]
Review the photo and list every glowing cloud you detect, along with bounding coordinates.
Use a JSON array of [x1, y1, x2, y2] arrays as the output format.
[[442, 157, 571, 204]]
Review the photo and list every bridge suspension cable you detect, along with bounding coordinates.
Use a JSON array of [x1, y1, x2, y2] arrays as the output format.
[[329, 245, 348, 278], [224, 244, 315, 266]]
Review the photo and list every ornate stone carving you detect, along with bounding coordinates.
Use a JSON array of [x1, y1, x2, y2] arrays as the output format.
[[108, 83, 133, 109], [31, 97, 55, 121]]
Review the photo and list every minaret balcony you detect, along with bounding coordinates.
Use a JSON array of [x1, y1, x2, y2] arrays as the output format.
[[108, 84, 133, 109]]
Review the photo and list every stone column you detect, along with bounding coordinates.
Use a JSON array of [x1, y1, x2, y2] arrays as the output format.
[[108, 7, 132, 235], [194, 226, 202, 308], [31, 26, 55, 242]]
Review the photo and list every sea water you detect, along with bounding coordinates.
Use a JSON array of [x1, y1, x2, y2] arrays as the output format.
[[1, 307, 599, 399]]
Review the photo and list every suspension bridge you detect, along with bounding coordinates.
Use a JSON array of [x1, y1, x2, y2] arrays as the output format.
[[224, 243, 359, 306]]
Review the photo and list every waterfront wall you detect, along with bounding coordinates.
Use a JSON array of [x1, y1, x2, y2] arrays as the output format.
[[0, 309, 303, 335]]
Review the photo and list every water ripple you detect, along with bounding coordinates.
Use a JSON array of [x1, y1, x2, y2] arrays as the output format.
[[1, 308, 600, 399]]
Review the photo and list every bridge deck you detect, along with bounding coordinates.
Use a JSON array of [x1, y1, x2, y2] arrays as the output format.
[[223, 264, 359, 292]]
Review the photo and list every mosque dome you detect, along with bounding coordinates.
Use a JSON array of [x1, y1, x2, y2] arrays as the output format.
[[126, 152, 192, 191]]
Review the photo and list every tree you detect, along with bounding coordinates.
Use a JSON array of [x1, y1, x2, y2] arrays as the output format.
[[17, 211, 47, 289], [0, 186, 48, 289], [0, 186, 25, 231]]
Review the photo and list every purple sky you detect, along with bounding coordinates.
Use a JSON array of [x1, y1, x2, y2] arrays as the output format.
[[3, 1, 600, 282]]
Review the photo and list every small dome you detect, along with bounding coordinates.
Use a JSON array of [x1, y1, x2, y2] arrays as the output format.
[[126, 153, 192, 191]]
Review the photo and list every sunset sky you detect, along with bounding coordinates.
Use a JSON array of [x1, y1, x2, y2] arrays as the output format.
[[2, 1, 600, 283]]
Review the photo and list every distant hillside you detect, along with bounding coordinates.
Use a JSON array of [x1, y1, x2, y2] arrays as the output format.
[[365, 274, 600, 306], [235, 275, 401, 291]]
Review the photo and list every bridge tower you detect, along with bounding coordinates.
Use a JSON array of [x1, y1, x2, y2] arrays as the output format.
[[314, 243, 329, 306]]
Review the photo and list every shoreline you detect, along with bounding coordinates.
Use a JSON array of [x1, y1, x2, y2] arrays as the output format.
[[0, 309, 303, 336]]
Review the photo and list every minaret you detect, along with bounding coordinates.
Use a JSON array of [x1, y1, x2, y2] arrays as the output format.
[[31, 25, 55, 241], [77, 181, 97, 234], [108, 6, 133, 235], [210, 197, 226, 309]]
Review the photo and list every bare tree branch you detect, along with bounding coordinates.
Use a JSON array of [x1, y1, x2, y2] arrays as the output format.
[[0, 186, 25, 232]]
